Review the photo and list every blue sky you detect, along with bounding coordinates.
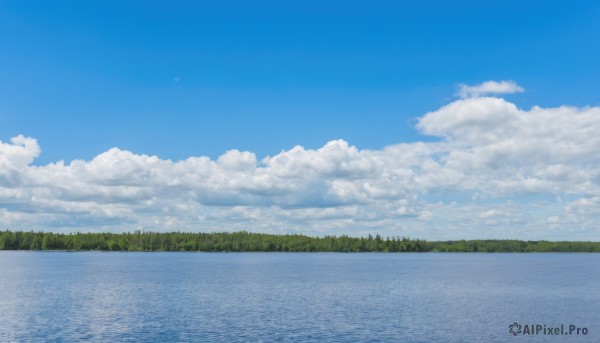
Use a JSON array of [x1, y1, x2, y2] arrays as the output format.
[[1, 1, 600, 239], [2, 0, 599, 162]]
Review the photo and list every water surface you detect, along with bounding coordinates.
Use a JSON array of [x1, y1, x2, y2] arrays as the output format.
[[1, 252, 598, 342]]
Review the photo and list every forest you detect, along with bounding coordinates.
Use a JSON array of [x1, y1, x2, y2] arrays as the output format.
[[0, 230, 599, 252]]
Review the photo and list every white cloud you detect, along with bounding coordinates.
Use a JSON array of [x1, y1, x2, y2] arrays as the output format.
[[0, 135, 40, 170], [457, 80, 524, 98], [418, 211, 433, 221], [2, 87, 600, 240]]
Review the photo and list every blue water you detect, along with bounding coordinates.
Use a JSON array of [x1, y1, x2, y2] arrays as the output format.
[[0, 252, 598, 342]]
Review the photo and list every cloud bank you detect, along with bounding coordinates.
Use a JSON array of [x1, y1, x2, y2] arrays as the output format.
[[2, 87, 599, 239]]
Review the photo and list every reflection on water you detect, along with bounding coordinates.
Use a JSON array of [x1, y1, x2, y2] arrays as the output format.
[[0, 252, 599, 342]]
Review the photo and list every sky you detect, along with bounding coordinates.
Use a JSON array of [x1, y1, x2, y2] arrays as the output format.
[[1, 1, 600, 240]]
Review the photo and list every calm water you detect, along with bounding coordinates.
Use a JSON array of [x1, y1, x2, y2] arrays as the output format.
[[0, 252, 598, 342]]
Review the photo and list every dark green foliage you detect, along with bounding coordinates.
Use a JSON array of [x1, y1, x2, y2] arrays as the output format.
[[0, 230, 598, 252]]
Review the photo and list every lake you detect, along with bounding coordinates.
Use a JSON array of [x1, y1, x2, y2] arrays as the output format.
[[0, 252, 598, 342]]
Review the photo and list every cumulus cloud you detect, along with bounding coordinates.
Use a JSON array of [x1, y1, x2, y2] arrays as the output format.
[[2, 88, 600, 239], [457, 80, 524, 98], [0, 135, 40, 169]]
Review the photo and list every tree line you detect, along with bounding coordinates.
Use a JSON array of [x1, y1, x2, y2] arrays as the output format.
[[0, 230, 599, 252]]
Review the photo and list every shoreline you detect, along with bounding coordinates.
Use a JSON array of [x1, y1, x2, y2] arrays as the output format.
[[2, 230, 600, 253]]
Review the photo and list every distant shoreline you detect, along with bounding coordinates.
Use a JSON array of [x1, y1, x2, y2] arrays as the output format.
[[1, 230, 599, 253], [2, 250, 599, 254]]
